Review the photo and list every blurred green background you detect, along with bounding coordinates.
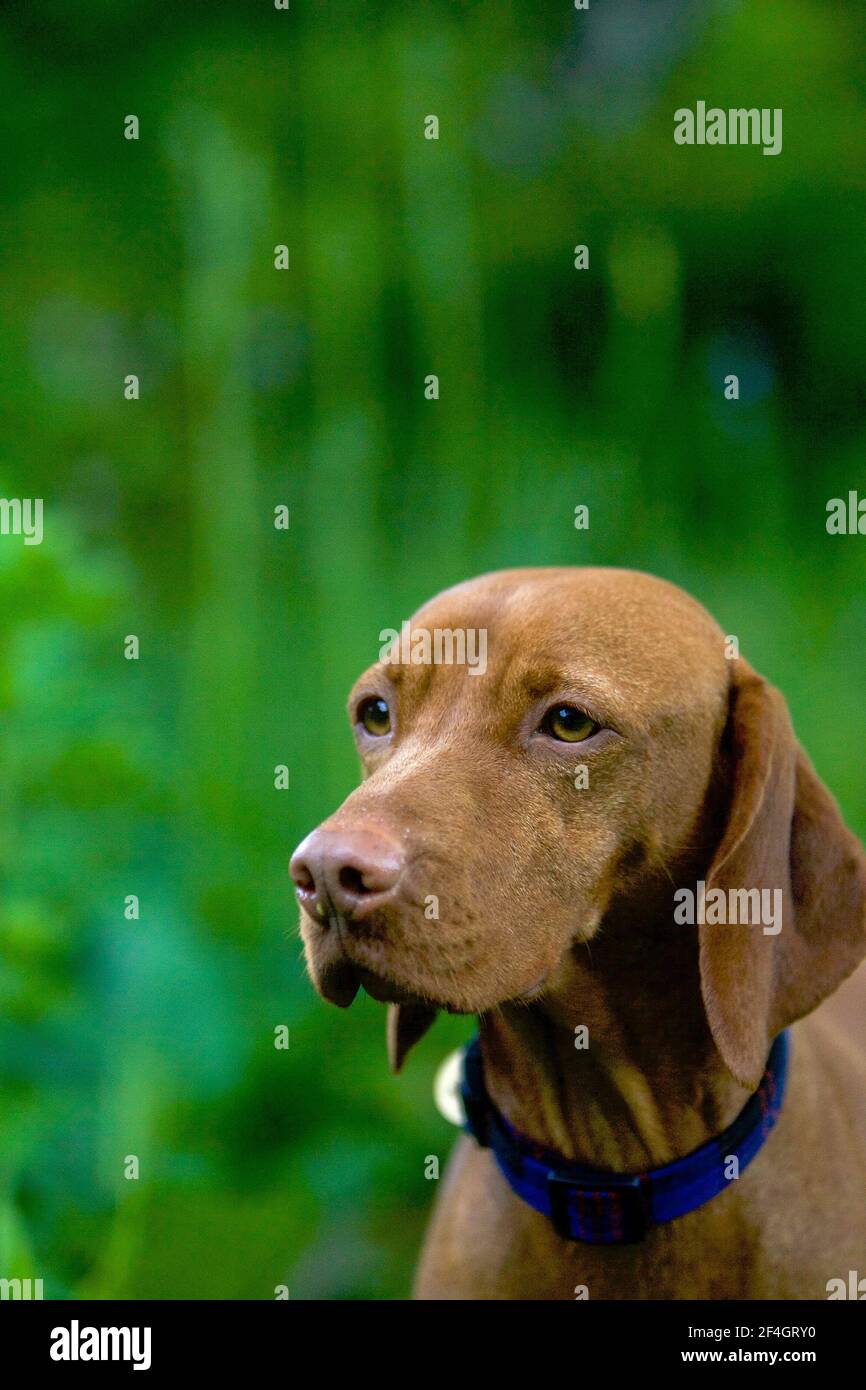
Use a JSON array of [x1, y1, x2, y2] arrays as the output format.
[[1, 0, 864, 1299]]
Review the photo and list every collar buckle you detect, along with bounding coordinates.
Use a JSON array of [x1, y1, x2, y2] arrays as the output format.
[[546, 1170, 649, 1244]]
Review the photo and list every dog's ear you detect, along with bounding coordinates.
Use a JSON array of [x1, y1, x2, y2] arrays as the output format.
[[699, 659, 866, 1089], [387, 1001, 438, 1073]]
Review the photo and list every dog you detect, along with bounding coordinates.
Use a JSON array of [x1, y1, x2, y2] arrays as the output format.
[[290, 567, 866, 1300]]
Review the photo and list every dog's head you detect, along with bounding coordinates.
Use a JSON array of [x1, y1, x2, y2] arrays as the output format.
[[291, 568, 866, 1085]]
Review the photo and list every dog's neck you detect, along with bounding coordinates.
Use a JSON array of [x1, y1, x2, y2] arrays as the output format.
[[479, 922, 750, 1172]]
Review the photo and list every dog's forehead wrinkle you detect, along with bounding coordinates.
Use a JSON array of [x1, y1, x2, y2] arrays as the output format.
[[357, 657, 436, 706], [368, 656, 500, 724], [511, 661, 630, 713]]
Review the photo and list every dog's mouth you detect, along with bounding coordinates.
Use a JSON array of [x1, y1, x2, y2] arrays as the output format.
[[302, 894, 557, 1016], [317, 952, 434, 1012], [306, 906, 436, 1010], [311, 924, 550, 1017]]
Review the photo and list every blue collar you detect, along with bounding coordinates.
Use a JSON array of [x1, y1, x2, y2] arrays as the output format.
[[460, 1031, 790, 1244]]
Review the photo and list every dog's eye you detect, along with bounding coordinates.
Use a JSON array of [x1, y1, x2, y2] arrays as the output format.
[[540, 704, 599, 743], [357, 696, 392, 736]]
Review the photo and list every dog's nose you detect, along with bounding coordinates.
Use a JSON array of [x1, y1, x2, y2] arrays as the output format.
[[290, 827, 404, 923]]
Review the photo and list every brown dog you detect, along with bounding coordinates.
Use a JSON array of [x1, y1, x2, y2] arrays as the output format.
[[291, 568, 866, 1300]]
